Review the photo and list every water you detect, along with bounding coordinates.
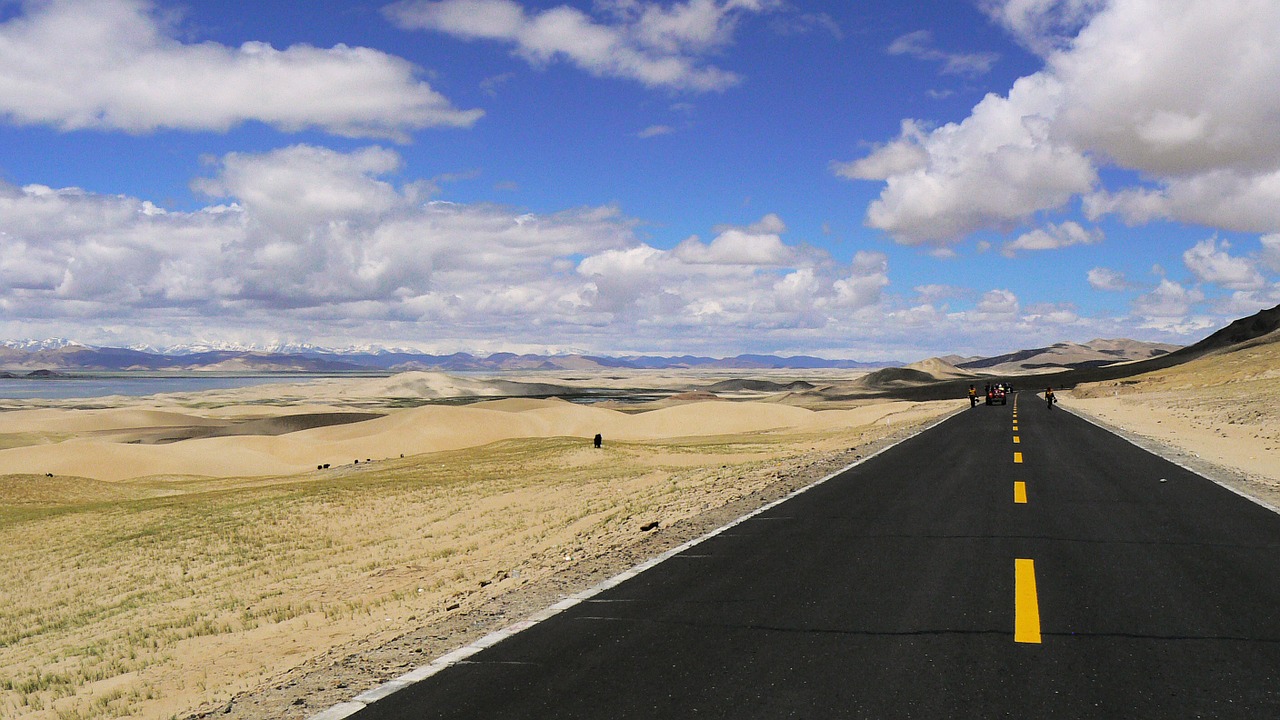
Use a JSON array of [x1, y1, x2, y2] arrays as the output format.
[[0, 374, 340, 401]]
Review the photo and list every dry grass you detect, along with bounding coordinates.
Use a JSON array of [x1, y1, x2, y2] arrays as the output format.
[[0, 405, 952, 720]]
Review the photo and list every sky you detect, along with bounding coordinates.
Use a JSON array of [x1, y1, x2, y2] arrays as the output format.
[[1, 0, 1279, 360]]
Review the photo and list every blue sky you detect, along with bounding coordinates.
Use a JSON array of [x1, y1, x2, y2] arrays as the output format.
[[1, 0, 1278, 360]]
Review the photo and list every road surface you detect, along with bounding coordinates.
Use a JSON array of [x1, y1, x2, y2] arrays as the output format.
[[347, 392, 1280, 718]]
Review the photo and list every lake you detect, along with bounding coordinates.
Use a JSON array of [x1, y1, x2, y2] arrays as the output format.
[[0, 374, 351, 401]]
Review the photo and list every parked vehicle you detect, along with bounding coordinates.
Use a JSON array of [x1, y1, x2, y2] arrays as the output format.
[[986, 384, 1008, 405]]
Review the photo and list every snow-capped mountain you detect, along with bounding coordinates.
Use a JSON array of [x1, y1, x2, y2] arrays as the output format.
[[0, 338, 86, 351]]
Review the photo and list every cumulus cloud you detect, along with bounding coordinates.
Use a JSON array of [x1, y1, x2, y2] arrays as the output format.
[[847, 74, 1096, 245], [1086, 267, 1132, 292], [1181, 238, 1266, 291], [1050, 0, 1280, 177], [1002, 221, 1101, 257], [979, 0, 1105, 56], [192, 145, 409, 234], [976, 288, 1020, 318], [0, 149, 635, 323], [1132, 279, 1205, 322], [841, 0, 1280, 247], [0, 0, 481, 139], [832, 251, 889, 309], [887, 30, 999, 77], [384, 0, 776, 91], [831, 120, 930, 181], [1084, 170, 1280, 234], [0, 151, 916, 352], [1262, 235, 1280, 273]]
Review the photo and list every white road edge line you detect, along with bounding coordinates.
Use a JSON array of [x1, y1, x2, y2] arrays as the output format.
[[1062, 403, 1280, 517], [307, 407, 965, 720]]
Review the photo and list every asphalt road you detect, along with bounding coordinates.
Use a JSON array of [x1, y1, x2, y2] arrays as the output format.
[[350, 393, 1280, 719]]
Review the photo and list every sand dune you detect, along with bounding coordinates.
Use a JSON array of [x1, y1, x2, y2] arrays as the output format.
[[0, 407, 226, 434], [0, 398, 930, 482], [905, 357, 974, 379]]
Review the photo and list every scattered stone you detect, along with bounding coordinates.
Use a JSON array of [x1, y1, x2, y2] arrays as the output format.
[[640, 521, 660, 532]]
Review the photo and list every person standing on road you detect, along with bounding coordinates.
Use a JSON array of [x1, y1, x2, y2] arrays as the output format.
[[969, 385, 978, 408], [1045, 387, 1056, 408]]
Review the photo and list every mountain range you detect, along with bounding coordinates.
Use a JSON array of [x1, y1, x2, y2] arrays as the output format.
[[0, 337, 1181, 374], [0, 343, 893, 373]]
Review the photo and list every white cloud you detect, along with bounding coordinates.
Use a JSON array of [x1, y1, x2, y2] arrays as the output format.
[[1086, 267, 1132, 292], [1133, 278, 1204, 321], [913, 284, 969, 305], [832, 252, 889, 309], [979, 0, 1105, 56], [672, 214, 794, 265], [1022, 302, 1079, 326], [192, 145, 409, 235], [843, 0, 1280, 245], [1050, 0, 1280, 177], [1261, 235, 1280, 273], [1002, 221, 1101, 257], [1084, 170, 1280, 234], [637, 124, 675, 138], [0, 0, 481, 139], [1181, 238, 1266, 291], [0, 152, 919, 352], [849, 73, 1096, 245], [0, 148, 638, 323], [831, 120, 930, 181], [1212, 288, 1280, 319], [976, 288, 1020, 317], [384, 0, 775, 91], [887, 30, 999, 77]]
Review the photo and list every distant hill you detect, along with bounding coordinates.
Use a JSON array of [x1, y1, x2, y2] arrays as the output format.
[[1173, 303, 1280, 355], [956, 339, 1181, 374], [875, 304, 1280, 402]]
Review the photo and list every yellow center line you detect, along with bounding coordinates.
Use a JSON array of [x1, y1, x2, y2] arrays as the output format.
[[1015, 559, 1042, 643], [1014, 481, 1027, 504], [1013, 436, 1021, 444], [1014, 451, 1023, 463]]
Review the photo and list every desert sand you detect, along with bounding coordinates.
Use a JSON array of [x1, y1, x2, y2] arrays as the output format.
[[1, 387, 908, 481], [0, 370, 956, 720]]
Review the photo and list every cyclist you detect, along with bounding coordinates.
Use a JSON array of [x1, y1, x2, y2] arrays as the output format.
[[1045, 387, 1056, 409]]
